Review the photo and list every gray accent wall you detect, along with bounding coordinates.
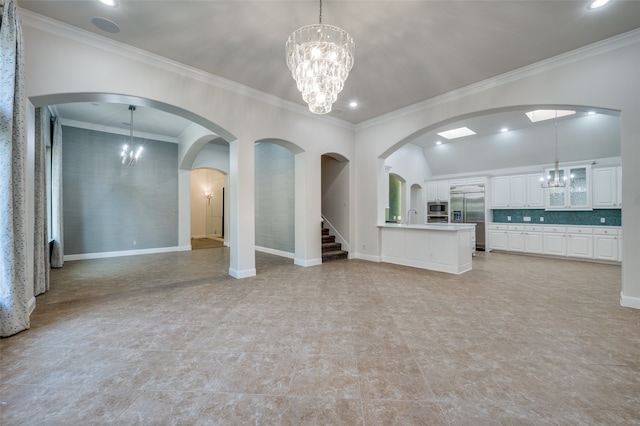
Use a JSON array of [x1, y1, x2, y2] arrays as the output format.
[[62, 126, 179, 254], [255, 143, 294, 253]]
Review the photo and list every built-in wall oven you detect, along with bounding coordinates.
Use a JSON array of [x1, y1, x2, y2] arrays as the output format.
[[426, 201, 449, 223]]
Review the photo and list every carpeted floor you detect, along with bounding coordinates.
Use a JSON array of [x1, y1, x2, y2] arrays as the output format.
[[191, 237, 224, 250], [1, 249, 638, 424]]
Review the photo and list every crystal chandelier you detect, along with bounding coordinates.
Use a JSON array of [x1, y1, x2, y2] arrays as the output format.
[[540, 112, 573, 188], [286, 0, 354, 114], [120, 105, 142, 166]]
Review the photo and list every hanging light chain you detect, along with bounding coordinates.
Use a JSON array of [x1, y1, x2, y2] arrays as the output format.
[[319, 0, 322, 24]]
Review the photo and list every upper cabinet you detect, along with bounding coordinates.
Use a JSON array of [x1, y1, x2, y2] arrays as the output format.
[[426, 180, 450, 202], [490, 173, 544, 209], [544, 165, 591, 210], [592, 166, 622, 208]]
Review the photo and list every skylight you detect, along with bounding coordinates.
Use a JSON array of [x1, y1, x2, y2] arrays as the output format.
[[525, 109, 576, 123], [436, 127, 476, 140]]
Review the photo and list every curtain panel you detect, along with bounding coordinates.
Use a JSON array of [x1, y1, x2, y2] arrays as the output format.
[[50, 116, 64, 268], [34, 107, 50, 296], [0, 0, 30, 336]]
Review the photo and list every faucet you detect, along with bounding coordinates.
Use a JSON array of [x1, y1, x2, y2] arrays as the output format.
[[406, 208, 418, 224]]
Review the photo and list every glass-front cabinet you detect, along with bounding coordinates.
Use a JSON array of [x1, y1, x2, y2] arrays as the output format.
[[544, 164, 591, 210]]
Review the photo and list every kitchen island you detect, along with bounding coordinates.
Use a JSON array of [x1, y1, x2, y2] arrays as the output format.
[[378, 223, 476, 274]]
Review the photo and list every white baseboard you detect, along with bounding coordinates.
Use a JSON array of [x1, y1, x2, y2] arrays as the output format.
[[229, 267, 256, 279], [27, 296, 36, 316], [353, 252, 381, 262], [64, 245, 191, 261], [255, 246, 294, 259], [621, 291, 640, 310], [294, 258, 322, 267]]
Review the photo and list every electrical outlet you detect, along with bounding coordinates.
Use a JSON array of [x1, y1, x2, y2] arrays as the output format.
[[133, 240, 137, 245], [601, 218, 606, 223], [523, 216, 531, 222], [507, 216, 511, 221], [540, 217, 544, 222]]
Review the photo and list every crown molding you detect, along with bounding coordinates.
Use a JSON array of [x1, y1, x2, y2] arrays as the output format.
[[59, 118, 180, 144], [19, 9, 355, 131], [356, 28, 640, 132]]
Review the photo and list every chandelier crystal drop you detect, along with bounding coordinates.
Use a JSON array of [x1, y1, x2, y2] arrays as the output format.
[[286, 0, 354, 114], [121, 105, 142, 166]]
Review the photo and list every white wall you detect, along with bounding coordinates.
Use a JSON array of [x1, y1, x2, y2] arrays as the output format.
[[353, 32, 640, 308], [385, 143, 431, 223]]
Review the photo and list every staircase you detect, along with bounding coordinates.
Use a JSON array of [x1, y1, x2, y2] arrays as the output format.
[[322, 227, 348, 262]]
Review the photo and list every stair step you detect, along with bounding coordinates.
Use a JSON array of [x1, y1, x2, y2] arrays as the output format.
[[322, 228, 330, 235], [322, 242, 342, 253], [322, 250, 348, 262], [322, 235, 335, 243]]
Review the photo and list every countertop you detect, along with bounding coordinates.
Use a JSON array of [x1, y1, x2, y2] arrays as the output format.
[[378, 223, 476, 231]]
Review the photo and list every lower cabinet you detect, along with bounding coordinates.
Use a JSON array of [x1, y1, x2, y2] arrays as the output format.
[[488, 224, 620, 263], [543, 226, 567, 256], [567, 228, 594, 259], [594, 228, 620, 261]]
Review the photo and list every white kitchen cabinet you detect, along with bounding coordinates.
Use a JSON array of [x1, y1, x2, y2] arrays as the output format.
[[592, 167, 617, 208], [427, 180, 450, 202], [594, 228, 618, 261], [524, 225, 543, 254], [509, 175, 527, 208], [616, 166, 622, 208], [488, 224, 509, 250], [544, 165, 591, 210], [449, 178, 467, 186], [543, 226, 567, 256], [526, 173, 545, 207], [491, 176, 510, 208], [567, 227, 593, 259], [508, 225, 525, 252]]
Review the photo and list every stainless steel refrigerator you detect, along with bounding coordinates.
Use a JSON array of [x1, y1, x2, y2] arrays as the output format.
[[450, 184, 485, 251]]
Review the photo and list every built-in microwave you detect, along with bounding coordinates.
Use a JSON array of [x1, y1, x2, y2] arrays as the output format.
[[427, 202, 448, 214]]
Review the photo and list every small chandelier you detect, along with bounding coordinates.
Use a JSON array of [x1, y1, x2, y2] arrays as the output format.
[[540, 112, 573, 188], [286, 0, 354, 114], [120, 105, 143, 166]]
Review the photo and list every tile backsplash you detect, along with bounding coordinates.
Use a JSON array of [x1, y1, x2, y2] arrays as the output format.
[[492, 209, 621, 226]]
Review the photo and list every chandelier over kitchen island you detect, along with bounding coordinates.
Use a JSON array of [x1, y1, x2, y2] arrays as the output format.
[[286, 0, 354, 114]]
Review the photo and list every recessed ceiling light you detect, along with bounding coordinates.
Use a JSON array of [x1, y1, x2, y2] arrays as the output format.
[[349, 101, 358, 108], [435, 141, 442, 145], [99, 0, 117, 6], [587, 111, 596, 115], [92, 17, 120, 33], [500, 128, 509, 133], [525, 109, 576, 123], [588, 0, 612, 10], [436, 127, 476, 140]]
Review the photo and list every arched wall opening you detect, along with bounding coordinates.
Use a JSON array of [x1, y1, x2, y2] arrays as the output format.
[[29, 92, 236, 268], [190, 168, 227, 242]]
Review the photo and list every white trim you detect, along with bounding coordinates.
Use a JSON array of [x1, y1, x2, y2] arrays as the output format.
[[19, 9, 354, 131], [229, 267, 256, 279], [356, 28, 640, 131], [621, 291, 640, 310], [353, 253, 381, 262], [64, 245, 191, 261], [27, 297, 36, 316], [255, 246, 294, 259], [294, 257, 323, 267]]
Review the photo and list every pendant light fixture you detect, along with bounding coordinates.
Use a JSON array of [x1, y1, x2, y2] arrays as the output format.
[[540, 111, 573, 189], [286, 0, 355, 114], [120, 105, 142, 166]]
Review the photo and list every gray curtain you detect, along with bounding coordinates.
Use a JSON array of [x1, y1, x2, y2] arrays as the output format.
[[34, 107, 50, 296], [50, 116, 64, 268], [0, 0, 30, 336]]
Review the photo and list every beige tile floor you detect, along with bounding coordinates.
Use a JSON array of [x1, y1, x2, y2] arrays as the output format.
[[1, 248, 639, 425]]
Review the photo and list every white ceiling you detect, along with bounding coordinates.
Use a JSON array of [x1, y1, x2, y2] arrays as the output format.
[[18, 0, 640, 126]]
